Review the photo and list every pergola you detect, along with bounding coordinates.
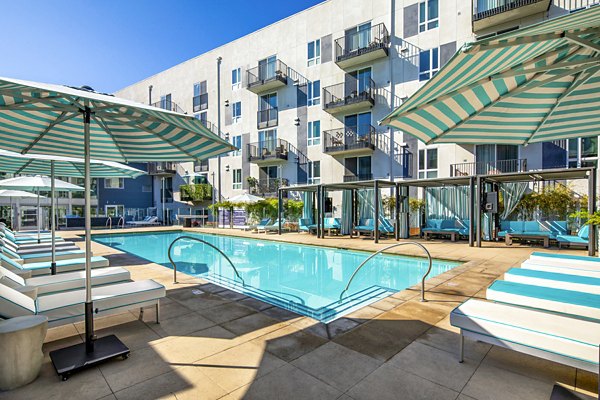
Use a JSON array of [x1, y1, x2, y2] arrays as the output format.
[[278, 167, 596, 254]]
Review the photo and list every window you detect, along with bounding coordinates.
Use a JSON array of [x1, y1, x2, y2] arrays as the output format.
[[142, 184, 152, 193], [344, 156, 372, 181], [567, 137, 598, 168], [419, 48, 439, 81], [232, 67, 241, 89], [307, 80, 320, 106], [418, 148, 438, 178], [307, 120, 321, 146], [307, 39, 321, 66], [195, 111, 208, 126], [345, 22, 371, 52], [308, 161, 321, 184], [232, 101, 241, 123], [193, 81, 208, 112], [104, 178, 124, 189], [232, 169, 242, 190], [231, 135, 242, 157], [160, 94, 172, 111], [419, 0, 439, 32]]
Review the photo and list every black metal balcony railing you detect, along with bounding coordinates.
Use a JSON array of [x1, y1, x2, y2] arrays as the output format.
[[197, 119, 227, 139], [323, 78, 375, 111], [257, 107, 278, 129], [323, 124, 378, 154], [247, 139, 289, 163], [343, 173, 373, 182], [246, 60, 288, 89], [334, 23, 390, 64], [251, 178, 290, 195], [450, 159, 527, 177], [150, 100, 187, 114], [194, 160, 209, 173], [473, 0, 548, 21], [193, 93, 208, 113], [148, 162, 176, 175]]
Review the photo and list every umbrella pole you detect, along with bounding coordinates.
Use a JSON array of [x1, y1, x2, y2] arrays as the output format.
[[50, 161, 56, 275], [37, 188, 41, 243], [49, 107, 129, 381]]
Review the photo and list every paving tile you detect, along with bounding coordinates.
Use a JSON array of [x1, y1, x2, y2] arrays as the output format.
[[461, 362, 555, 400], [346, 363, 459, 400], [148, 311, 216, 337], [260, 306, 302, 322], [132, 299, 193, 323], [238, 297, 275, 312], [169, 288, 231, 311], [324, 317, 361, 337], [344, 305, 384, 321], [220, 311, 283, 338], [483, 346, 576, 387], [416, 326, 491, 363], [91, 319, 162, 351], [292, 342, 382, 392], [100, 345, 173, 392], [44, 323, 80, 343], [334, 316, 431, 361], [195, 301, 257, 324], [193, 341, 286, 393], [251, 325, 328, 362], [0, 361, 112, 400], [388, 341, 479, 392], [233, 363, 342, 400], [113, 365, 226, 400]]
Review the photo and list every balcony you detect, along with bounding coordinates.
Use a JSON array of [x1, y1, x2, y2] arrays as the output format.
[[450, 158, 527, 177], [246, 60, 288, 94], [323, 125, 378, 156], [334, 23, 390, 69], [192, 93, 208, 113], [247, 139, 289, 165], [148, 162, 176, 175], [323, 78, 375, 115], [473, 0, 551, 32], [257, 107, 278, 129], [343, 173, 373, 182], [150, 100, 187, 114], [249, 178, 289, 197], [180, 183, 213, 203], [194, 160, 209, 173]]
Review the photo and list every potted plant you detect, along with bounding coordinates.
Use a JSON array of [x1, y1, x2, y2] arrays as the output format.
[[246, 177, 258, 194]]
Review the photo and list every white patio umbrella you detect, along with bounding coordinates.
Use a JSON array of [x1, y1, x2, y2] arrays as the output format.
[[0, 176, 83, 243], [228, 193, 264, 204], [0, 149, 145, 274], [0, 189, 45, 229], [0, 76, 235, 379]]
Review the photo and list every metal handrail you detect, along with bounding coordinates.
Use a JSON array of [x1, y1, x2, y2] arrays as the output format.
[[167, 235, 245, 285], [105, 216, 112, 230], [339, 242, 433, 302], [117, 217, 125, 229]]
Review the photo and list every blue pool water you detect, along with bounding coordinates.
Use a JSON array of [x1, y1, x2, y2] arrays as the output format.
[[93, 231, 460, 322]]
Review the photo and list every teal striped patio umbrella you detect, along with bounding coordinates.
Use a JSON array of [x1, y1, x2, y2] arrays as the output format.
[[381, 6, 600, 145], [0, 149, 145, 272], [0, 76, 236, 378]]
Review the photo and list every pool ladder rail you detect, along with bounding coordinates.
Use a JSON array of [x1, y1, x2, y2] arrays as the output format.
[[105, 216, 125, 230], [167, 236, 246, 286], [339, 242, 433, 303]]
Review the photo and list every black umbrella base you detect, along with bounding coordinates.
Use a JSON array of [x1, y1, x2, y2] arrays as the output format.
[[549, 384, 587, 400], [50, 335, 130, 381]]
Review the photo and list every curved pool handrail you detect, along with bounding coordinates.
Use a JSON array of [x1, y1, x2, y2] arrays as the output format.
[[167, 235, 245, 286], [105, 216, 112, 230], [339, 242, 433, 303], [117, 216, 125, 229]]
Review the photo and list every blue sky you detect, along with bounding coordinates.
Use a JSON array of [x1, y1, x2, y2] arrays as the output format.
[[0, 0, 323, 93]]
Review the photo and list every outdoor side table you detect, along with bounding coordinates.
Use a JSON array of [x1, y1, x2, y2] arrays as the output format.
[[0, 315, 48, 390]]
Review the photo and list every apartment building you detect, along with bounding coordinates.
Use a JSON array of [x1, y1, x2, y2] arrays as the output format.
[[115, 0, 599, 222]]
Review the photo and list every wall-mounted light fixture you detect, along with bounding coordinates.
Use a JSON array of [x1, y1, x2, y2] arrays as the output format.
[[224, 100, 230, 107], [294, 118, 300, 126], [225, 165, 230, 172], [225, 132, 230, 140]]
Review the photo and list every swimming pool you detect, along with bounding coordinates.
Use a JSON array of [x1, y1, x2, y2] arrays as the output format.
[[93, 231, 460, 322]]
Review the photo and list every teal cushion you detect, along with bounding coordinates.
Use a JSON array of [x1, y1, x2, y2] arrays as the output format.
[[578, 225, 590, 239]]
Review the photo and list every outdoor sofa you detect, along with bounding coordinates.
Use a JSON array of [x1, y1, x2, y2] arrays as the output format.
[[422, 219, 462, 241], [497, 220, 569, 247], [353, 218, 394, 237], [556, 224, 589, 249]]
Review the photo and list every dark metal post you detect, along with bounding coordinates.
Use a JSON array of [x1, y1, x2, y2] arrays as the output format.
[[278, 188, 283, 235], [588, 168, 597, 256], [217, 56, 222, 202], [320, 186, 326, 238], [469, 177, 475, 247], [148, 85, 153, 105], [316, 186, 321, 238], [395, 184, 401, 241], [476, 176, 482, 248], [374, 180, 380, 243], [83, 107, 94, 354], [50, 160, 57, 275]]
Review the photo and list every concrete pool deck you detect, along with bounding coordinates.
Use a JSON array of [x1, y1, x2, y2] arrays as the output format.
[[2, 226, 597, 400]]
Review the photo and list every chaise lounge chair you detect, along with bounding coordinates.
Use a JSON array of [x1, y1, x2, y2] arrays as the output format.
[[0, 279, 166, 328], [251, 218, 271, 233], [126, 216, 160, 227], [2, 238, 79, 254], [264, 219, 287, 233], [503, 267, 600, 294], [1, 246, 86, 264], [450, 299, 599, 374], [1, 253, 109, 276], [298, 218, 313, 233], [556, 225, 589, 249], [0, 265, 131, 295]]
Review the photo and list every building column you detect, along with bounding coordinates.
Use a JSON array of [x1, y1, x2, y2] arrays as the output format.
[[476, 176, 482, 248], [374, 180, 380, 243], [588, 168, 597, 256], [469, 177, 475, 247]]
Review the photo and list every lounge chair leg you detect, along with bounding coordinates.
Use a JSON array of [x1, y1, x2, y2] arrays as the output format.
[[459, 333, 464, 363], [156, 303, 160, 324], [138, 307, 144, 321]]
